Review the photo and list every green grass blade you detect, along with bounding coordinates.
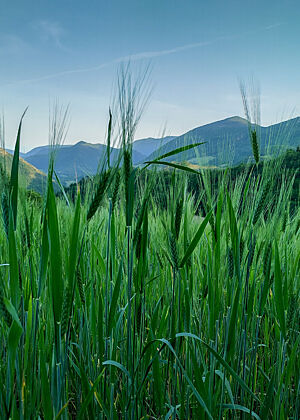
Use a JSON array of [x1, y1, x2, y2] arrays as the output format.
[[68, 189, 81, 286], [8, 211, 19, 308], [222, 404, 261, 420], [180, 209, 212, 268], [146, 142, 206, 163], [158, 338, 214, 419], [144, 160, 201, 174], [103, 360, 132, 385], [176, 333, 261, 403], [274, 241, 286, 338], [108, 260, 123, 336], [46, 177, 63, 325], [9, 107, 27, 229], [54, 171, 70, 207], [107, 108, 112, 169]]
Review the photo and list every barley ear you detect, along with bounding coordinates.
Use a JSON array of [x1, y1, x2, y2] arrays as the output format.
[[61, 286, 72, 336], [253, 182, 269, 225], [111, 171, 120, 212], [251, 129, 260, 164], [76, 268, 85, 307], [169, 233, 179, 271], [87, 170, 111, 222], [174, 197, 183, 240]]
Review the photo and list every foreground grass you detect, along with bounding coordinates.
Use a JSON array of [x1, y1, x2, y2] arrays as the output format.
[[0, 107, 299, 419]]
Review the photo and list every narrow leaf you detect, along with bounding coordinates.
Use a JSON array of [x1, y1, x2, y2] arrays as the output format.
[[145, 160, 200, 175], [147, 142, 206, 163], [180, 209, 212, 267], [274, 242, 286, 338], [10, 107, 28, 229]]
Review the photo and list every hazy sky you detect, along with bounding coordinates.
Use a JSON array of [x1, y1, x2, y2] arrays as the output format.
[[1, 0, 300, 150]]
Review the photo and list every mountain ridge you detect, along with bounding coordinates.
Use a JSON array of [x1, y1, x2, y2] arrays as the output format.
[[4, 115, 300, 185], [145, 115, 300, 166]]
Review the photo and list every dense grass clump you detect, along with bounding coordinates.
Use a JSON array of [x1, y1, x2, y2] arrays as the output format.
[[0, 84, 299, 419]]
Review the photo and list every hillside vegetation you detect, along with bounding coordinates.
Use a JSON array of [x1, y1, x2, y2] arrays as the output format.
[[0, 148, 47, 194], [64, 147, 300, 213]]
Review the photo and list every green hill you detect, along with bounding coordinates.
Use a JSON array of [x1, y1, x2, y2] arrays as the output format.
[[145, 116, 300, 166], [0, 148, 47, 194], [23, 141, 145, 185]]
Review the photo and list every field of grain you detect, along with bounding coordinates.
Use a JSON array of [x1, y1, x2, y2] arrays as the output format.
[[0, 85, 299, 419]]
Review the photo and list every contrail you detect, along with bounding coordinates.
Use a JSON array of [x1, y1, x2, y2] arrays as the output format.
[[265, 22, 285, 30], [1, 38, 225, 87], [1, 23, 284, 88]]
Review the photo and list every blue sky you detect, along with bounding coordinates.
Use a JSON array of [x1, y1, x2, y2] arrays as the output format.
[[1, 0, 300, 150]]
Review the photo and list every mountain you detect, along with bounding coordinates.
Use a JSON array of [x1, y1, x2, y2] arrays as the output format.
[[132, 136, 175, 157], [17, 138, 166, 185], [7, 116, 300, 185], [145, 116, 300, 166], [0, 148, 47, 194], [5, 148, 26, 158], [20, 141, 144, 185], [23, 142, 116, 184]]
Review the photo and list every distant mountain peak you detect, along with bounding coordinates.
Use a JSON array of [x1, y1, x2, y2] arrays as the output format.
[[74, 140, 89, 146], [225, 116, 248, 124], [203, 115, 248, 126]]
